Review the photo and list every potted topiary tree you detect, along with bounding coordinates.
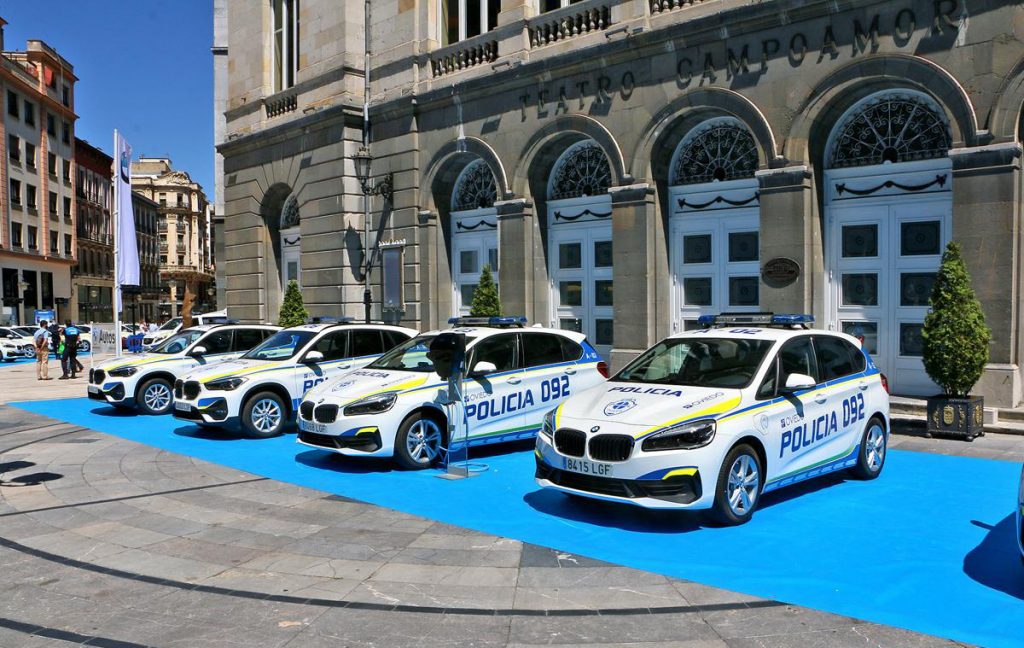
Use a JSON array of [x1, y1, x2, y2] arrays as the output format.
[[921, 242, 990, 440], [278, 280, 309, 327], [469, 264, 501, 317]]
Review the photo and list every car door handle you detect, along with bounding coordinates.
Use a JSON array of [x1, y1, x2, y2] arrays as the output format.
[[563, 367, 577, 375], [858, 381, 869, 391], [506, 376, 522, 385], [338, 364, 351, 370], [813, 394, 828, 405]]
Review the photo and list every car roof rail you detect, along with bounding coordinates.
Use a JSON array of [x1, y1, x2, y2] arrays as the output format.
[[447, 316, 528, 328], [697, 312, 814, 329]]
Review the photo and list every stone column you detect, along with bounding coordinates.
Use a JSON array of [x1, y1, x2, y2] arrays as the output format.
[[416, 209, 446, 331], [495, 198, 540, 324], [755, 166, 821, 318], [949, 142, 1023, 408], [608, 183, 666, 371]]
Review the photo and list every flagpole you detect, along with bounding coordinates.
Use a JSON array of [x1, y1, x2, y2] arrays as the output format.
[[113, 130, 122, 358]]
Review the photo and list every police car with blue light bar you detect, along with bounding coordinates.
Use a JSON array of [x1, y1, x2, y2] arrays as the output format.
[[171, 322, 417, 438], [535, 313, 891, 525], [296, 316, 608, 469]]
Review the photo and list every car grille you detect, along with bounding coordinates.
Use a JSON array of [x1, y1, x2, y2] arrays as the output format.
[[298, 429, 381, 452], [314, 404, 339, 424], [535, 461, 701, 504], [299, 430, 340, 449], [299, 401, 314, 420], [183, 381, 201, 400], [174, 380, 183, 399], [554, 428, 586, 457], [588, 434, 634, 462], [90, 369, 105, 385]]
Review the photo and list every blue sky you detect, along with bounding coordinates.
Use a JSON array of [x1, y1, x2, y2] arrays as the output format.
[[2, 1, 214, 194]]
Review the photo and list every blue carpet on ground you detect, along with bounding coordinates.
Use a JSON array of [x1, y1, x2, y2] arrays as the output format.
[[10, 398, 1024, 647]]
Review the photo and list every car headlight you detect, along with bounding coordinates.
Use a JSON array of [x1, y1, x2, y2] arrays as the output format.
[[108, 366, 138, 377], [343, 392, 398, 416], [540, 409, 555, 441], [205, 376, 247, 391], [641, 419, 716, 452]]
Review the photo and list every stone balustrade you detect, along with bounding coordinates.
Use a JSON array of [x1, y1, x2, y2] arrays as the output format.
[[430, 40, 499, 78], [529, 5, 612, 49], [264, 93, 297, 118], [649, 0, 714, 15]]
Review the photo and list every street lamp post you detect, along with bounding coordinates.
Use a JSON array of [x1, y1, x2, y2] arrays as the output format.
[[353, 145, 394, 324]]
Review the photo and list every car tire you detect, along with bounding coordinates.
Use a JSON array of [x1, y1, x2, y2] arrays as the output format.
[[241, 391, 287, 439], [137, 378, 174, 415], [394, 411, 445, 470], [79, 341, 91, 353], [850, 416, 887, 480], [708, 443, 763, 526]]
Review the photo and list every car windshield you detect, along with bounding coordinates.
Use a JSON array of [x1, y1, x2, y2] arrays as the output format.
[[613, 337, 775, 389], [367, 334, 476, 373], [158, 318, 181, 332], [242, 330, 316, 361], [151, 329, 204, 355]]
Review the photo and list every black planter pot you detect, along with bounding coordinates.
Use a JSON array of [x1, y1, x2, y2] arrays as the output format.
[[926, 395, 985, 441]]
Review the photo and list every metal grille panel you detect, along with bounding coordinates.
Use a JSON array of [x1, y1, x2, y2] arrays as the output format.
[[588, 434, 634, 462], [554, 428, 586, 457]]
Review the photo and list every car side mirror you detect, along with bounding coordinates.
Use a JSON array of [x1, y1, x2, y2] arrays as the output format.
[[304, 350, 325, 364], [190, 345, 208, 357], [783, 373, 816, 392], [470, 361, 497, 377]]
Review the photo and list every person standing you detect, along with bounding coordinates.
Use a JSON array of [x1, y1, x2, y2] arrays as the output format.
[[61, 320, 83, 379], [49, 320, 64, 376], [33, 320, 51, 380]]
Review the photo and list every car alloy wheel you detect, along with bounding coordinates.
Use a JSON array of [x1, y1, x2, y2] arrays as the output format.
[[406, 418, 442, 463], [251, 398, 282, 435], [865, 422, 886, 472], [143, 382, 172, 413], [726, 454, 759, 517]]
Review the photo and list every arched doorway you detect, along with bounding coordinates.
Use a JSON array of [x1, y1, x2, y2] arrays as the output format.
[[546, 140, 613, 359], [279, 193, 301, 290], [667, 117, 761, 331], [449, 159, 498, 316], [824, 90, 953, 396]]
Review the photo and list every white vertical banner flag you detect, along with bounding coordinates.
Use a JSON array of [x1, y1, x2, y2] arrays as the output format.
[[115, 131, 140, 306]]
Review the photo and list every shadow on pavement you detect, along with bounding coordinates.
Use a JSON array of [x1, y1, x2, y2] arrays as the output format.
[[963, 514, 1024, 600], [294, 449, 397, 474], [173, 424, 250, 441]]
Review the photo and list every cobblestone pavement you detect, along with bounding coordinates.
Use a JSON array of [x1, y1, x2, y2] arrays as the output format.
[[0, 398, 1012, 647]]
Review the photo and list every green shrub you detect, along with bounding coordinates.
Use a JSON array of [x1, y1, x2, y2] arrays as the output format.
[[469, 264, 501, 317], [278, 280, 309, 328], [922, 242, 990, 397]]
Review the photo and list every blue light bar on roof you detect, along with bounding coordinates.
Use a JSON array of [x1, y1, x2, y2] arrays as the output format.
[[447, 316, 528, 328], [697, 313, 814, 327]]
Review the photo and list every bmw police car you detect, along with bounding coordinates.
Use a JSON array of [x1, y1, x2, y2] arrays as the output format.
[[171, 322, 417, 438], [87, 324, 280, 414], [535, 314, 890, 525], [296, 317, 609, 469]]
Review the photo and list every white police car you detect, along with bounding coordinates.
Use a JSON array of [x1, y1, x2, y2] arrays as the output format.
[[535, 314, 890, 525], [0, 337, 32, 361], [171, 322, 417, 438], [87, 324, 280, 414], [296, 317, 609, 469]]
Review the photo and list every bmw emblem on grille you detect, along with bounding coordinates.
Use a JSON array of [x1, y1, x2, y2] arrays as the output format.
[[603, 398, 637, 417], [591, 426, 601, 433]]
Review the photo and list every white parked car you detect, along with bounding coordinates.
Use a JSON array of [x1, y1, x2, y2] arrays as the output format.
[[87, 324, 280, 414], [172, 323, 417, 438], [0, 326, 37, 358], [296, 317, 609, 469], [0, 337, 32, 361], [142, 311, 231, 350], [535, 314, 890, 525]]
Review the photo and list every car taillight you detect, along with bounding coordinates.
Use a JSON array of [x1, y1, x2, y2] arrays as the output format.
[[597, 361, 609, 378], [880, 373, 889, 394]]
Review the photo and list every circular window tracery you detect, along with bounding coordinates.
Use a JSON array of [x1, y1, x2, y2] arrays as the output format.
[[548, 140, 612, 200], [671, 118, 759, 185], [451, 159, 498, 211], [280, 193, 300, 229], [828, 93, 951, 169]]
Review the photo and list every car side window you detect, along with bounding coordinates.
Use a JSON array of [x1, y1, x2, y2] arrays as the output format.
[[350, 329, 385, 357], [311, 331, 350, 361], [521, 333, 564, 368], [231, 329, 266, 352], [200, 331, 232, 354], [756, 356, 779, 399], [470, 334, 519, 373], [814, 336, 860, 382], [382, 330, 411, 349], [778, 337, 817, 385], [560, 337, 583, 361]]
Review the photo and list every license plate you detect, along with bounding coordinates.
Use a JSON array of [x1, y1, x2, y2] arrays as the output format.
[[87, 385, 100, 395], [299, 419, 327, 434], [562, 457, 613, 477], [174, 401, 191, 412]]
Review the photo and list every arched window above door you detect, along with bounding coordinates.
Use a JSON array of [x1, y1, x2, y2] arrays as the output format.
[[548, 140, 612, 200], [828, 92, 951, 169], [280, 193, 300, 229], [671, 117, 758, 185], [451, 159, 498, 211]]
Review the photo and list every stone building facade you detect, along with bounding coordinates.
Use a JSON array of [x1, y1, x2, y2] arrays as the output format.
[[130, 191, 161, 323], [0, 20, 77, 326], [71, 137, 113, 323], [130, 158, 214, 319], [220, 0, 1024, 406]]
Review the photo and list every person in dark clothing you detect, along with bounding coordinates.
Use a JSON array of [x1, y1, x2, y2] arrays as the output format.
[[61, 319, 82, 379], [48, 321, 63, 374]]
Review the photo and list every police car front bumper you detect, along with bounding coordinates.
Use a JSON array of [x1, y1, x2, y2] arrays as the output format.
[[295, 409, 387, 455], [87, 381, 130, 405], [533, 433, 720, 510]]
